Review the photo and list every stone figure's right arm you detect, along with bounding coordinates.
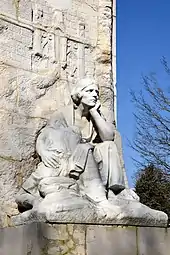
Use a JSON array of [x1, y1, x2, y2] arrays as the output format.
[[89, 104, 115, 142]]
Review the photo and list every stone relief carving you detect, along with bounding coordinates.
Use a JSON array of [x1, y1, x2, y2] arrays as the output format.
[[32, 30, 56, 71], [32, 3, 44, 24], [31, 4, 58, 71], [34, 8, 44, 23], [84, 46, 95, 77], [31, 4, 93, 82], [66, 40, 78, 75], [52, 9, 64, 31], [13, 78, 168, 226], [79, 23, 85, 38]]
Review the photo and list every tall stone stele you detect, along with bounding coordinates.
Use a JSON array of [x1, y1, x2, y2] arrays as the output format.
[[0, 0, 168, 228]]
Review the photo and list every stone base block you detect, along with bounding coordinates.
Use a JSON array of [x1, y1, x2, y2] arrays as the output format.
[[0, 223, 170, 255]]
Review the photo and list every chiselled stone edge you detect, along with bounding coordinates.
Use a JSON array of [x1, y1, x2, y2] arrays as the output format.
[[10, 216, 168, 228]]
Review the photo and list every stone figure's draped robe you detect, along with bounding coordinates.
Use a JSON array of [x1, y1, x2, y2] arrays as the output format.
[[22, 104, 126, 202]]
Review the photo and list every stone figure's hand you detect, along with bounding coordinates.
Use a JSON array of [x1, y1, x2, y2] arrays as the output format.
[[41, 150, 59, 168], [89, 100, 101, 112], [94, 100, 101, 110]]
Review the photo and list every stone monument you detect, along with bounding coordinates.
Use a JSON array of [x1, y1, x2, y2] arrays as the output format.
[[13, 77, 168, 226], [0, 1, 169, 254], [0, 0, 168, 240]]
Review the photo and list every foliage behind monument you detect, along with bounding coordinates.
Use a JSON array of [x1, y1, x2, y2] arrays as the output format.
[[135, 164, 170, 220]]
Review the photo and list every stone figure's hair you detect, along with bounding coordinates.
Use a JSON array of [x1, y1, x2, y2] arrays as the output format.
[[71, 77, 97, 108]]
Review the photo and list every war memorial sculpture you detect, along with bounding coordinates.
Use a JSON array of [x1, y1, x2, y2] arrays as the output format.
[[0, 0, 168, 227], [13, 77, 167, 225], [0, 0, 169, 254]]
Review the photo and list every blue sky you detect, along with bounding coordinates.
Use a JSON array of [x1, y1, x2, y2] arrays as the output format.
[[117, 0, 170, 187]]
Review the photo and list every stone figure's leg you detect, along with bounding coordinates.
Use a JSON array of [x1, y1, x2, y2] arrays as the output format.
[[69, 143, 123, 218], [94, 141, 125, 194], [22, 163, 55, 193], [16, 192, 35, 212], [80, 145, 123, 218], [69, 143, 96, 179], [79, 146, 107, 203], [69, 143, 107, 202], [16, 176, 40, 212], [16, 163, 53, 211], [38, 176, 79, 197]]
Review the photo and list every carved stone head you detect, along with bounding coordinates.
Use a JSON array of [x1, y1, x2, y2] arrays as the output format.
[[71, 78, 99, 108]]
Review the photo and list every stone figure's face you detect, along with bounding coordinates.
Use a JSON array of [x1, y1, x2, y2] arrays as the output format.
[[81, 83, 99, 107]]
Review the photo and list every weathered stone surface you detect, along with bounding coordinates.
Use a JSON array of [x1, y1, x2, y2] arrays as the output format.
[[0, 202, 19, 228], [0, 223, 42, 255], [0, 0, 167, 229], [0, 63, 62, 218], [12, 201, 168, 228], [0, 223, 170, 255], [87, 225, 137, 255], [0, 0, 112, 224], [138, 227, 170, 255], [0, 223, 86, 255]]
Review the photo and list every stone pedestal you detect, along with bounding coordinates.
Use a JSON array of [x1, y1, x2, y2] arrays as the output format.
[[0, 223, 170, 255]]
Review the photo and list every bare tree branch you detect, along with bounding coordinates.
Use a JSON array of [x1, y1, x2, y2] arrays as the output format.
[[130, 58, 170, 173]]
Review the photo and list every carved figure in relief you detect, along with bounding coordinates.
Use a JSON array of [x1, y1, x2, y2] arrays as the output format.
[[16, 78, 125, 218], [14, 78, 168, 225]]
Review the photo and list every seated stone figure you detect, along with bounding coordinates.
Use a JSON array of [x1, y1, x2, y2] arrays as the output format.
[[15, 78, 168, 225], [16, 113, 82, 211], [16, 78, 125, 215], [68, 78, 126, 197]]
